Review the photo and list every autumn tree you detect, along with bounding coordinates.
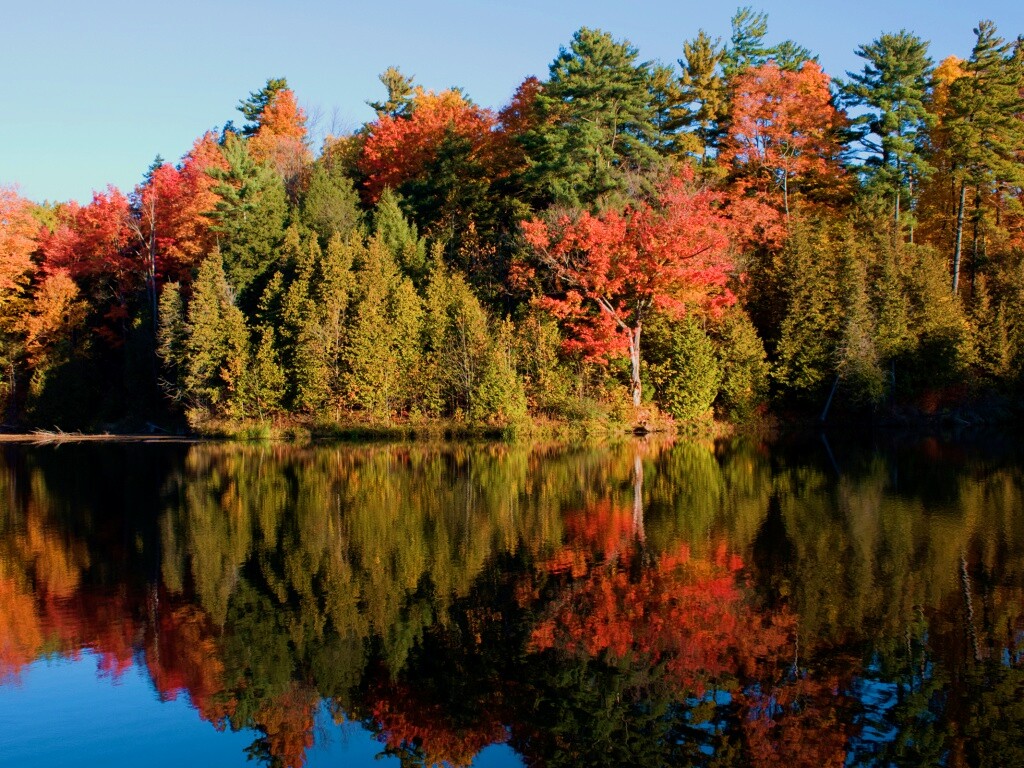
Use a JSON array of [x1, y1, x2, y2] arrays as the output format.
[[245, 82, 312, 191], [38, 188, 138, 345], [0, 188, 38, 419], [523, 173, 734, 407], [237, 77, 289, 136], [130, 133, 226, 322], [721, 61, 848, 217], [358, 87, 501, 258]]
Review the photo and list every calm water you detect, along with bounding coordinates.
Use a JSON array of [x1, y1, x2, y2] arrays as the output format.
[[0, 435, 1022, 767]]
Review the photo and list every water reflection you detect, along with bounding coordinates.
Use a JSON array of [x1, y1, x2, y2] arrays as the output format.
[[0, 436, 1022, 767]]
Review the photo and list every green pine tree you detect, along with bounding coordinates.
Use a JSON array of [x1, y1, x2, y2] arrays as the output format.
[[206, 133, 288, 302], [841, 31, 935, 229], [525, 27, 665, 208], [301, 161, 362, 244], [947, 21, 1024, 295], [677, 30, 727, 162]]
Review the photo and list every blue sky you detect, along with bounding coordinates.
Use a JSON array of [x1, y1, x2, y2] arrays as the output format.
[[2, 0, 1022, 203]]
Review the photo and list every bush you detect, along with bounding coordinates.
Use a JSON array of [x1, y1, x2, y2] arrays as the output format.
[[645, 313, 722, 421]]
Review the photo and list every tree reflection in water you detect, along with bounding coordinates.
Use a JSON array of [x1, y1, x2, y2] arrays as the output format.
[[0, 435, 1022, 767]]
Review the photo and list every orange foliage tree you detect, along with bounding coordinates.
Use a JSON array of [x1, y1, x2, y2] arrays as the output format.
[[523, 172, 735, 406], [0, 187, 39, 413], [721, 61, 848, 217], [247, 87, 312, 188], [359, 88, 499, 206], [132, 133, 226, 297], [0, 187, 37, 298], [38, 188, 137, 344]]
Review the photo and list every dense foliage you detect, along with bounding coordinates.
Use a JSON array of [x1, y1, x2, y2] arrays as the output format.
[[2, 10, 1023, 431]]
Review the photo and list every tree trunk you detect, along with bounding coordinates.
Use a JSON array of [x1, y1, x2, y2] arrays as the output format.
[[970, 186, 981, 295], [628, 324, 642, 407], [952, 180, 966, 296], [783, 172, 789, 220], [632, 452, 645, 542]]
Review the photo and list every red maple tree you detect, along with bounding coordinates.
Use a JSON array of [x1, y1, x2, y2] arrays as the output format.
[[358, 88, 499, 205], [523, 172, 735, 406], [721, 61, 847, 217]]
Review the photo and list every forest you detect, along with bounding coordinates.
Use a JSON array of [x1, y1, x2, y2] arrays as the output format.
[[1, 9, 1023, 433]]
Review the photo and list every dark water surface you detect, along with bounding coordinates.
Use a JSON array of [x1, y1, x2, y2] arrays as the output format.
[[1, 435, 1022, 767]]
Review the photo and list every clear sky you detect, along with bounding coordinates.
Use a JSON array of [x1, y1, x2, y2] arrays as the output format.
[[2, 0, 1022, 204]]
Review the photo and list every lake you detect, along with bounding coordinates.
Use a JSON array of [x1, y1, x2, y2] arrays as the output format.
[[1, 435, 1022, 767]]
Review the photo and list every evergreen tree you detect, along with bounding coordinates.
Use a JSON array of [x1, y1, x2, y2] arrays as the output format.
[[206, 133, 288, 301], [156, 282, 187, 403], [512, 308, 574, 415], [947, 21, 1024, 295], [246, 324, 286, 417], [341, 236, 422, 420], [182, 250, 252, 418], [301, 161, 362, 244], [525, 27, 664, 207], [773, 221, 845, 401], [722, 6, 772, 78], [373, 189, 428, 281], [841, 31, 935, 228], [837, 247, 885, 405], [721, 7, 813, 78], [645, 313, 722, 421], [317, 233, 358, 403], [712, 306, 770, 420], [677, 30, 727, 161], [419, 261, 526, 423], [367, 66, 416, 118]]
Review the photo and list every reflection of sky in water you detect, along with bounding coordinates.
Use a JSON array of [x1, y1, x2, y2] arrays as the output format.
[[0, 652, 522, 767]]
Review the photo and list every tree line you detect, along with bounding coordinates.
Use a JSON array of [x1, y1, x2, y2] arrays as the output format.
[[1, 9, 1023, 431]]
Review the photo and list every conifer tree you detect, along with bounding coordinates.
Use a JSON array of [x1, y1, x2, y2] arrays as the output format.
[[645, 313, 722, 420], [373, 189, 428, 281], [677, 30, 727, 161], [206, 133, 288, 301], [246, 324, 286, 417], [525, 27, 664, 207], [156, 282, 187, 403], [837, 248, 885, 405], [841, 31, 935, 228], [712, 306, 769, 420], [342, 236, 422, 420], [367, 67, 416, 119], [721, 7, 813, 78], [722, 7, 771, 78], [182, 250, 252, 418], [773, 221, 844, 400], [317, 233, 358, 401], [301, 162, 362, 244], [946, 21, 1024, 295]]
